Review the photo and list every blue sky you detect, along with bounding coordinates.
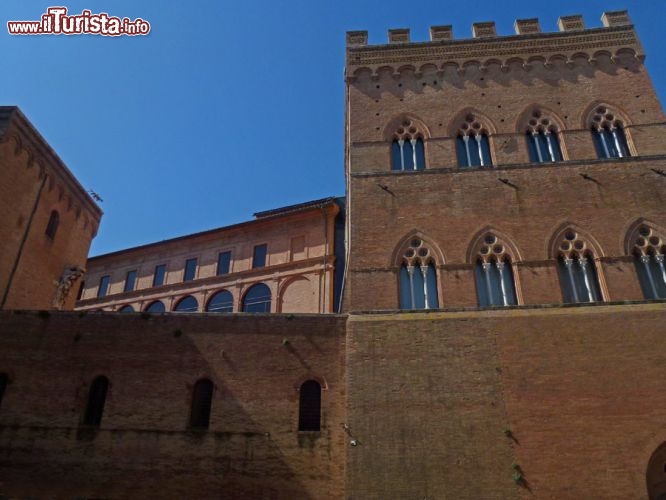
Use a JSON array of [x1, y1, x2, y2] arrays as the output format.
[[4, 1, 664, 256]]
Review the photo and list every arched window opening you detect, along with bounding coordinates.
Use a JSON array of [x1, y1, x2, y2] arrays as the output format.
[[456, 114, 491, 168], [390, 119, 426, 171], [118, 305, 134, 313], [298, 380, 321, 431], [590, 106, 629, 159], [398, 238, 439, 310], [0, 373, 8, 409], [632, 225, 666, 299], [556, 230, 602, 303], [189, 378, 214, 430], [525, 110, 562, 163], [242, 283, 271, 313], [174, 295, 198, 313], [646, 442, 666, 499], [474, 234, 517, 307], [145, 300, 166, 313], [45, 210, 59, 240], [83, 376, 108, 427], [206, 290, 234, 313]]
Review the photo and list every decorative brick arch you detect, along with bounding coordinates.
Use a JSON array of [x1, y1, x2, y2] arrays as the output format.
[[547, 222, 605, 260], [466, 226, 522, 264], [448, 108, 497, 138], [624, 219, 666, 256], [278, 276, 315, 313], [515, 104, 566, 134], [382, 114, 430, 142], [390, 231, 445, 268]]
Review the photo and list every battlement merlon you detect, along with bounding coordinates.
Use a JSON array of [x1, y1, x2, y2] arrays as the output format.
[[345, 10, 644, 80]]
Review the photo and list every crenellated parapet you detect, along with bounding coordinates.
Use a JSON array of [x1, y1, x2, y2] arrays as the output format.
[[346, 11, 643, 81]]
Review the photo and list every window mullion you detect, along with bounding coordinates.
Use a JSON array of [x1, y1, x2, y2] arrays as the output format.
[[463, 135, 472, 166], [482, 262, 494, 305], [578, 257, 595, 302], [411, 139, 418, 171], [476, 135, 485, 167], [398, 139, 405, 171], [545, 131, 556, 161], [655, 255, 666, 291], [610, 127, 624, 158], [564, 258, 579, 302], [420, 265, 430, 309], [640, 255, 659, 299], [496, 261, 509, 306], [533, 132, 544, 163]]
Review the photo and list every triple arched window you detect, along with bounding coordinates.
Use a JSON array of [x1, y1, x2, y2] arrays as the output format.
[[398, 238, 439, 310], [590, 105, 630, 159], [555, 229, 602, 303], [456, 114, 492, 167], [525, 110, 563, 163], [474, 233, 517, 307], [391, 118, 426, 171], [631, 225, 666, 299]]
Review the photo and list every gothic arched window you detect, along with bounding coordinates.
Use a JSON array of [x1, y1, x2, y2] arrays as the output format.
[[590, 106, 630, 159], [556, 229, 602, 303], [83, 375, 109, 427], [474, 233, 517, 307], [525, 110, 563, 163], [631, 225, 666, 299], [298, 380, 321, 431], [398, 238, 439, 310], [391, 118, 426, 171], [456, 114, 492, 168], [189, 378, 214, 430]]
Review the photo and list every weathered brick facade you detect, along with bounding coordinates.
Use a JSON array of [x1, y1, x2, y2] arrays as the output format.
[[2, 9, 666, 500]]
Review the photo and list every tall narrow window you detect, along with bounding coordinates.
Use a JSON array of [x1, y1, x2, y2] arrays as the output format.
[[123, 270, 137, 292], [390, 118, 426, 171], [83, 376, 109, 427], [456, 114, 492, 168], [556, 230, 602, 303], [474, 234, 517, 307], [190, 378, 213, 430], [632, 225, 666, 299], [242, 283, 271, 312], [174, 295, 198, 312], [525, 110, 563, 163], [0, 373, 8, 409], [183, 258, 197, 281], [206, 290, 234, 313], [153, 264, 166, 287], [398, 238, 439, 309], [45, 210, 59, 240], [590, 106, 630, 159], [252, 244, 267, 269], [97, 275, 110, 298], [145, 300, 166, 313], [298, 380, 321, 431], [217, 251, 231, 275]]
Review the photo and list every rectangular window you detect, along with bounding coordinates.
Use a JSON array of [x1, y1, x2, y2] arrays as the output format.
[[290, 236, 306, 262], [97, 275, 110, 298], [217, 251, 231, 275], [153, 264, 166, 287], [252, 244, 267, 269], [184, 258, 198, 281], [124, 270, 137, 293]]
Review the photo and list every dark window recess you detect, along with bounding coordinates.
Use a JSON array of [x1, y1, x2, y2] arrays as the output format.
[[97, 275, 110, 298], [184, 258, 197, 281], [174, 295, 198, 312], [0, 373, 8, 409], [124, 270, 137, 292], [252, 244, 267, 269], [298, 380, 322, 431], [206, 290, 233, 313], [190, 379, 214, 430], [119, 305, 134, 313], [153, 264, 166, 287], [83, 376, 109, 427], [217, 251, 231, 275], [76, 281, 85, 301], [242, 283, 271, 313], [145, 300, 166, 313], [45, 210, 59, 239]]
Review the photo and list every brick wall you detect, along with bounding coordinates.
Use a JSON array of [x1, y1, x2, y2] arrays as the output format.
[[0, 312, 346, 499]]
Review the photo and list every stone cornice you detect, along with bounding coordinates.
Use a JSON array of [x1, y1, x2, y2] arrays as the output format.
[[346, 26, 643, 80]]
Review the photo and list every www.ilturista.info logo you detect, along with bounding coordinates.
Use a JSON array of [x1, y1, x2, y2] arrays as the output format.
[[7, 7, 151, 36]]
